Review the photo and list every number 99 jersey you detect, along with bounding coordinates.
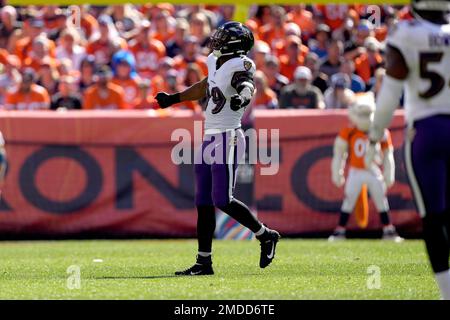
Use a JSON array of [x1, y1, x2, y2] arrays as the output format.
[[204, 53, 256, 133], [388, 19, 450, 124]]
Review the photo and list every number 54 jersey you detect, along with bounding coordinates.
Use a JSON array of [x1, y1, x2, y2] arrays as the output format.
[[204, 53, 256, 133], [388, 19, 450, 125]]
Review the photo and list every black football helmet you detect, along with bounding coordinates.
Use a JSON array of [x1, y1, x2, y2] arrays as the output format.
[[208, 21, 254, 57], [411, 0, 450, 23]]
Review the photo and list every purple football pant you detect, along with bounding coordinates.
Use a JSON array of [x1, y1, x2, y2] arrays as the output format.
[[195, 129, 246, 208], [405, 115, 450, 217]]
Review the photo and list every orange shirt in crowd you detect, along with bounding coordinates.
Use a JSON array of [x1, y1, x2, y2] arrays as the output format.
[[286, 10, 316, 38], [130, 40, 166, 78], [150, 75, 166, 96], [0, 48, 8, 65], [259, 24, 286, 49], [4, 84, 50, 110], [274, 41, 309, 60], [314, 4, 348, 30], [339, 126, 392, 169], [80, 14, 99, 39], [173, 56, 208, 77], [354, 52, 383, 83], [151, 30, 175, 44], [86, 38, 128, 65], [14, 37, 56, 63], [23, 56, 58, 72], [111, 78, 140, 109], [253, 88, 277, 108], [279, 54, 305, 81], [83, 83, 126, 110]]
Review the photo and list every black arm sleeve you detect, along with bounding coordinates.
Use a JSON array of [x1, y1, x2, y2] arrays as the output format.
[[231, 71, 255, 107], [231, 71, 255, 94]]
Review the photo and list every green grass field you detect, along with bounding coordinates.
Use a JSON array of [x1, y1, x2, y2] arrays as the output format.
[[0, 239, 439, 300]]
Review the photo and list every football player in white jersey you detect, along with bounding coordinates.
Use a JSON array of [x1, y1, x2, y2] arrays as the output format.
[[365, 0, 450, 299], [156, 22, 280, 276]]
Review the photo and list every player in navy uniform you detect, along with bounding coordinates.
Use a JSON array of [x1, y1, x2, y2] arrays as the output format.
[[156, 22, 280, 276], [365, 0, 450, 299]]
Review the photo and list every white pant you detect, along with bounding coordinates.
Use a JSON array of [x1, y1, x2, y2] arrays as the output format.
[[341, 167, 389, 213]]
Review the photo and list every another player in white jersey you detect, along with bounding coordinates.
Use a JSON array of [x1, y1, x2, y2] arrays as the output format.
[[366, 0, 450, 299], [155, 22, 280, 276]]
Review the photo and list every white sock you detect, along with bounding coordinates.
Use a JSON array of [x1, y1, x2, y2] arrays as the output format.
[[254, 225, 266, 237], [435, 270, 450, 300], [198, 251, 211, 258]]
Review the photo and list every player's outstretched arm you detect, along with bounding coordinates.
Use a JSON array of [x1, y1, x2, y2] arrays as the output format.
[[366, 45, 408, 167], [368, 45, 408, 142], [155, 77, 208, 109]]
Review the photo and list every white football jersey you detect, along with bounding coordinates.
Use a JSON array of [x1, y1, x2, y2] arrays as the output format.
[[204, 53, 256, 132], [388, 19, 450, 124]]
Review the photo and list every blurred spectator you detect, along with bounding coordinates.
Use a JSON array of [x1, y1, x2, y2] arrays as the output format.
[[4, 68, 50, 110], [354, 36, 384, 84], [260, 6, 288, 49], [340, 59, 365, 93], [111, 50, 139, 109], [56, 28, 86, 72], [309, 24, 330, 59], [78, 55, 96, 93], [190, 12, 211, 47], [319, 39, 344, 78], [217, 6, 235, 27], [107, 5, 142, 40], [41, 6, 67, 40], [86, 15, 126, 65], [286, 5, 316, 40], [37, 62, 59, 96], [173, 35, 207, 77], [324, 73, 355, 109], [73, 5, 99, 40], [243, 70, 278, 126], [24, 36, 56, 72], [151, 10, 175, 44], [252, 40, 271, 71], [83, 65, 125, 110], [0, 6, 19, 50], [50, 75, 82, 110], [14, 18, 55, 62], [279, 66, 324, 109], [166, 68, 198, 110], [252, 71, 278, 109], [249, 6, 272, 28], [314, 4, 349, 30], [134, 79, 155, 109], [150, 57, 175, 95], [304, 52, 328, 93], [279, 36, 308, 81], [0, 52, 21, 106], [344, 19, 373, 61], [166, 18, 189, 58], [129, 21, 166, 79], [181, 63, 204, 111], [264, 55, 289, 96]]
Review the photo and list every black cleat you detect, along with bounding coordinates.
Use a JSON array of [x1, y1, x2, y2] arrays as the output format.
[[175, 256, 214, 276], [257, 228, 280, 268]]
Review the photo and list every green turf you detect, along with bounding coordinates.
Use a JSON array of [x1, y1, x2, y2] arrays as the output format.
[[0, 239, 439, 299]]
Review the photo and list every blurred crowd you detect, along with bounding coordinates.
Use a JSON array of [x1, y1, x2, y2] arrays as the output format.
[[0, 4, 413, 114]]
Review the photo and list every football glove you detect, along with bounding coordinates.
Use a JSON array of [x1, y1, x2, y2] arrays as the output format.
[[230, 94, 246, 111], [155, 92, 180, 109]]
